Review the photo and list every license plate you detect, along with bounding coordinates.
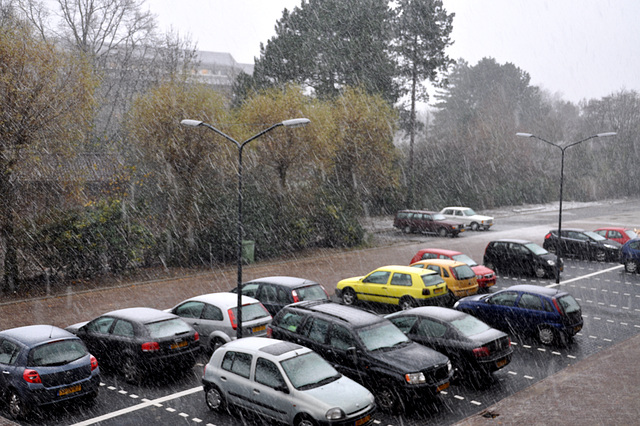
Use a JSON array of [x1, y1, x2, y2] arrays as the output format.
[[171, 340, 188, 349], [574, 325, 582, 333], [355, 414, 371, 426], [252, 324, 266, 333], [58, 384, 81, 396], [437, 382, 450, 392], [434, 287, 443, 293], [496, 357, 508, 368]]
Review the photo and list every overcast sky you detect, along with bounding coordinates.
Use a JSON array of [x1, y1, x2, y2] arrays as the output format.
[[150, 0, 639, 104]]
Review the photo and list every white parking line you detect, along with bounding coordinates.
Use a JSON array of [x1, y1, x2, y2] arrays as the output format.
[[546, 265, 624, 288]]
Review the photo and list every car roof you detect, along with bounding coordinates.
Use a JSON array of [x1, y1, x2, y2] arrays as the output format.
[[502, 284, 566, 297], [411, 258, 465, 267], [397, 209, 439, 214], [245, 276, 319, 288], [101, 307, 176, 323], [595, 226, 630, 231], [288, 300, 385, 328], [548, 228, 585, 232], [221, 337, 310, 359], [489, 239, 532, 244], [392, 306, 467, 322], [442, 206, 469, 210], [0, 325, 77, 346], [184, 292, 261, 307], [416, 248, 462, 256], [374, 265, 439, 275]]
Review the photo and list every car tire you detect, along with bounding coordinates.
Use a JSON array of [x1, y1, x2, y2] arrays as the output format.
[[537, 325, 556, 345], [624, 260, 638, 273], [341, 287, 358, 306], [205, 384, 226, 412], [595, 250, 606, 262], [403, 225, 412, 234], [399, 296, 416, 310], [375, 383, 401, 412], [546, 245, 556, 254], [438, 228, 448, 238], [8, 391, 29, 420], [122, 356, 139, 384], [470, 222, 479, 231], [211, 337, 226, 354], [534, 266, 547, 279], [294, 414, 318, 426]]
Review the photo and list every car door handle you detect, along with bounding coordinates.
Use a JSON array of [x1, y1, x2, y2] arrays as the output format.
[[252, 389, 260, 395], [220, 376, 227, 382]]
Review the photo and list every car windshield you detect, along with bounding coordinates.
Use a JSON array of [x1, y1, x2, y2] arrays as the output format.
[[525, 243, 549, 255], [557, 295, 581, 314], [280, 351, 340, 390], [295, 284, 328, 301], [451, 254, 477, 266], [357, 321, 409, 351], [450, 315, 491, 337], [433, 213, 446, 220], [146, 318, 192, 338], [462, 208, 476, 216], [421, 273, 445, 286], [29, 339, 87, 367], [231, 303, 270, 321], [625, 230, 638, 239], [453, 265, 476, 280], [584, 231, 606, 241]]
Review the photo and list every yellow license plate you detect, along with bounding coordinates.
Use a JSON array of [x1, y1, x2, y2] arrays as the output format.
[[434, 287, 444, 293], [171, 340, 188, 349], [437, 382, 450, 392], [355, 414, 371, 426], [252, 325, 266, 333], [496, 357, 508, 368], [58, 384, 81, 396]]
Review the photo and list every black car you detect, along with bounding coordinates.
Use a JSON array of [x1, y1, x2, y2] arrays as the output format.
[[543, 228, 622, 262], [483, 239, 562, 278], [268, 300, 452, 412], [0, 325, 100, 420], [66, 307, 200, 383], [232, 276, 329, 316], [385, 307, 512, 383]]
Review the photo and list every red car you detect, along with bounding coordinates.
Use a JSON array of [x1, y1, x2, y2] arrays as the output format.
[[410, 248, 496, 290], [594, 227, 638, 245]]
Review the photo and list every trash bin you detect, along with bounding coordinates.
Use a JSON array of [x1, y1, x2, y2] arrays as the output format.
[[242, 240, 255, 263]]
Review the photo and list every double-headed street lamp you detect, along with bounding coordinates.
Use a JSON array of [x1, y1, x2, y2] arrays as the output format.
[[516, 132, 617, 283], [181, 117, 310, 338]]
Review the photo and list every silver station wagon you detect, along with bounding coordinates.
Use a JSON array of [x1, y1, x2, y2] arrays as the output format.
[[202, 337, 376, 426]]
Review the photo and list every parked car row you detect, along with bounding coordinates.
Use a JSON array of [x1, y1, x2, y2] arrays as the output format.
[[393, 206, 495, 237]]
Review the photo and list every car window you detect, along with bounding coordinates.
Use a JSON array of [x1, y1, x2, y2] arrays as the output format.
[[455, 210, 463, 216], [306, 318, 330, 344], [452, 265, 475, 280], [0, 339, 20, 365], [421, 273, 445, 287], [30, 339, 87, 367], [230, 303, 270, 322], [329, 325, 356, 350], [443, 209, 453, 215], [488, 291, 519, 306], [146, 318, 192, 339], [388, 316, 418, 334], [363, 271, 390, 284], [202, 303, 224, 321], [610, 230, 622, 238], [295, 284, 327, 301], [357, 321, 409, 351], [585, 231, 605, 241], [86, 317, 115, 334], [112, 320, 135, 337], [421, 252, 438, 260], [517, 293, 544, 310], [524, 243, 548, 255], [260, 284, 279, 303], [281, 352, 340, 390], [390, 273, 412, 287], [221, 350, 252, 379], [557, 295, 581, 314], [241, 283, 260, 297], [624, 230, 637, 239], [174, 301, 204, 319], [277, 311, 305, 332], [594, 230, 606, 237], [451, 254, 477, 266], [416, 318, 447, 338], [426, 265, 441, 275], [255, 357, 287, 390]]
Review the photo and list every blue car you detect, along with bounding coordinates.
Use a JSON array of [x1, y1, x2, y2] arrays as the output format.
[[453, 285, 583, 346], [0, 325, 100, 419], [621, 238, 640, 273]]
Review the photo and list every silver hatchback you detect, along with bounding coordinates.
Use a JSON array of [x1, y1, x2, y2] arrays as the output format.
[[202, 337, 376, 425]]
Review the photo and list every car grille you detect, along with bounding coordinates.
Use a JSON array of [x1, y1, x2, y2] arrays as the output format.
[[40, 364, 91, 387], [424, 362, 450, 384]]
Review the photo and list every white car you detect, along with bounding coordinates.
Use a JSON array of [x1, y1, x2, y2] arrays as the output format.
[[203, 337, 376, 425], [439, 207, 494, 231]]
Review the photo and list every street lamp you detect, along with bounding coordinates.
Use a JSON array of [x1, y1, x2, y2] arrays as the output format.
[[181, 117, 310, 338], [516, 132, 617, 283]]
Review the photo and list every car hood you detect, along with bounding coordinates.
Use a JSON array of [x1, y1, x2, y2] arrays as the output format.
[[455, 294, 487, 306], [65, 321, 89, 335], [472, 265, 494, 275], [303, 375, 373, 411], [368, 341, 449, 372], [601, 239, 622, 248], [337, 276, 365, 286]]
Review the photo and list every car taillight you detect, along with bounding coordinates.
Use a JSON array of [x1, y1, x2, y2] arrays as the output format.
[[545, 233, 552, 240], [552, 299, 564, 316], [292, 290, 299, 303], [228, 309, 237, 329], [194, 332, 200, 342], [472, 346, 490, 358], [422, 288, 431, 295], [90, 355, 99, 371], [23, 369, 42, 383], [141, 341, 160, 352], [266, 325, 273, 338]]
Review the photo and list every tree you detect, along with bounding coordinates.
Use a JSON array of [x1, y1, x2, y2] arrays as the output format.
[[253, 0, 398, 102], [393, 0, 454, 207], [0, 18, 97, 291]]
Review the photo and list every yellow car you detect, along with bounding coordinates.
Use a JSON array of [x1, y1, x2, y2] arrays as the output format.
[[410, 259, 479, 298], [335, 265, 450, 310]]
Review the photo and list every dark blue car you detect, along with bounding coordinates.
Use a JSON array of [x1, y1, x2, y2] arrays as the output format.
[[453, 285, 583, 346], [0, 325, 100, 420], [621, 238, 640, 273]]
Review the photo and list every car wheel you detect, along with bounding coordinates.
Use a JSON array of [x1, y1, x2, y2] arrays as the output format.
[[403, 225, 412, 234], [211, 337, 226, 353], [538, 326, 556, 345], [399, 296, 416, 310], [595, 250, 606, 262], [438, 227, 448, 238], [341, 287, 358, 305], [8, 391, 28, 420], [546, 245, 556, 254], [470, 222, 479, 231], [534, 266, 547, 278], [205, 384, 226, 412], [375, 383, 401, 412], [624, 260, 638, 273], [122, 356, 139, 384], [294, 414, 318, 426]]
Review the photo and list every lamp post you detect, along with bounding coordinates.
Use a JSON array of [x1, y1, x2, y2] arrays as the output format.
[[181, 118, 310, 338], [516, 132, 617, 283]]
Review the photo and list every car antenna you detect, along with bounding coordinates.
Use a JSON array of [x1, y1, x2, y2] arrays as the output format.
[[50, 325, 55, 338]]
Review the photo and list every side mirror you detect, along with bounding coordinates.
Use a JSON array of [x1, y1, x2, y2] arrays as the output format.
[[347, 346, 358, 360]]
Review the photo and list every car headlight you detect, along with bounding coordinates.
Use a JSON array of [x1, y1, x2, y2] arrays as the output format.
[[447, 360, 453, 373], [476, 274, 483, 279], [405, 372, 426, 384], [453, 301, 460, 309], [326, 408, 345, 420], [546, 259, 556, 266], [604, 244, 617, 249]]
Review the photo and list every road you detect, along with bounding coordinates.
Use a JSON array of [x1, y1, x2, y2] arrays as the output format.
[[1, 199, 638, 425]]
